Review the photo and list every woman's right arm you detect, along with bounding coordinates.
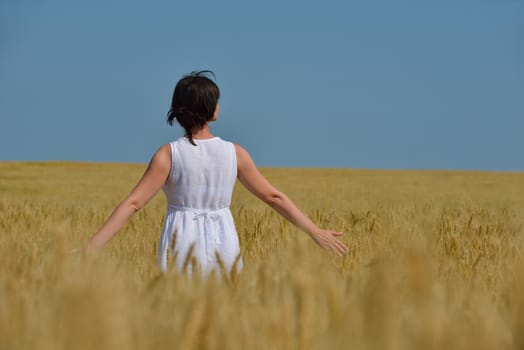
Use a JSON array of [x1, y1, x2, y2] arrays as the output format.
[[234, 144, 348, 256], [85, 144, 171, 251]]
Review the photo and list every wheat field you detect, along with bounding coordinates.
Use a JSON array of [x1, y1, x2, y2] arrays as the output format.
[[0, 161, 523, 350]]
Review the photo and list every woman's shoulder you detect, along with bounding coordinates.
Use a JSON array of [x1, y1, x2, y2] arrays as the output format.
[[232, 142, 244, 152], [147, 143, 172, 172], [156, 143, 173, 158], [231, 143, 253, 166]]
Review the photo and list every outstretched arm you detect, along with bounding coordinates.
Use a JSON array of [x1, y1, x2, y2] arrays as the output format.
[[235, 144, 348, 256], [86, 144, 171, 251]]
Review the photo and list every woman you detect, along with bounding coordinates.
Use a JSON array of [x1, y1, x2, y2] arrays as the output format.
[[87, 71, 348, 277]]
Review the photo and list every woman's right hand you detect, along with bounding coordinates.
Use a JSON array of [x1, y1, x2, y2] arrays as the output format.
[[309, 229, 349, 256]]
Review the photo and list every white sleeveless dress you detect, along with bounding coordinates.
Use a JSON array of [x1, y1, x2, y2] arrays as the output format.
[[157, 136, 243, 277]]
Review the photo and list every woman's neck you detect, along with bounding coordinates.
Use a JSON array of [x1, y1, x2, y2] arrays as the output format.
[[189, 124, 214, 140]]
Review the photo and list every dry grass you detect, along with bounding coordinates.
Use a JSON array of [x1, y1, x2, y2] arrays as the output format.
[[1, 161, 523, 349]]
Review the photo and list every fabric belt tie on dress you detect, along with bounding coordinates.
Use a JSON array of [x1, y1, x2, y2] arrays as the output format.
[[168, 205, 227, 220], [192, 211, 221, 222], [167, 205, 227, 265]]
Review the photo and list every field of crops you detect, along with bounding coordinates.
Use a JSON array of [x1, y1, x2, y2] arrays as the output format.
[[1, 161, 523, 350]]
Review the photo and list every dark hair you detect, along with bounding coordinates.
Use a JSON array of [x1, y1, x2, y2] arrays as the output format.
[[167, 71, 220, 145]]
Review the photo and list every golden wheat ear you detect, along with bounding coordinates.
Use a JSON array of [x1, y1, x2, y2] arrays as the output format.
[[167, 228, 178, 272], [214, 250, 229, 283], [170, 228, 178, 250], [182, 243, 195, 275], [230, 252, 242, 285], [167, 228, 178, 271], [168, 251, 179, 273], [190, 257, 201, 280]]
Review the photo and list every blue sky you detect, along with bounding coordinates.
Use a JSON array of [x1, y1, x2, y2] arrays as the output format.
[[1, 0, 523, 170]]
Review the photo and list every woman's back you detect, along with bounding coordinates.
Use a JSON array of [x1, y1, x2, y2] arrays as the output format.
[[158, 136, 242, 276], [162, 136, 237, 210]]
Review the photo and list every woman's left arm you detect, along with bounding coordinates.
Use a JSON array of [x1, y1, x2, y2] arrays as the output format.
[[86, 144, 171, 251]]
